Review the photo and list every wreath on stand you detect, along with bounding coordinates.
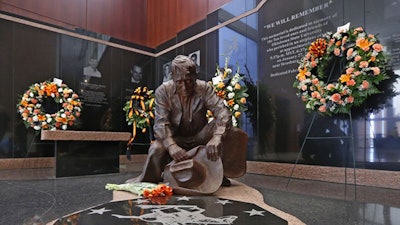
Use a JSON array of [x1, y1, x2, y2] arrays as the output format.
[[123, 86, 155, 158], [16, 79, 82, 131], [293, 24, 398, 117]]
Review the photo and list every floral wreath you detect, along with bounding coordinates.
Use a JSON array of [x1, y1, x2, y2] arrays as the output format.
[[123, 86, 155, 146], [17, 79, 82, 131], [293, 24, 389, 116], [208, 57, 248, 127]]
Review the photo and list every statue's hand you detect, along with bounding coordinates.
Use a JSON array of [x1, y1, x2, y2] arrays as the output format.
[[168, 144, 189, 162], [206, 135, 223, 161]]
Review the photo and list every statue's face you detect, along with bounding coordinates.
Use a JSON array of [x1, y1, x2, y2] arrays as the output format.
[[173, 72, 195, 97]]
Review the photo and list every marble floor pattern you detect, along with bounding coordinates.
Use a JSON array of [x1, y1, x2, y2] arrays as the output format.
[[1, 168, 400, 225]]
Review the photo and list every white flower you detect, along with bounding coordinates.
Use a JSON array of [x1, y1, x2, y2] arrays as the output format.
[[233, 104, 239, 110], [228, 92, 235, 99], [232, 116, 237, 127], [58, 88, 63, 92], [29, 92, 34, 97], [227, 86, 233, 92], [61, 113, 66, 118], [212, 75, 222, 85], [34, 125, 41, 130], [225, 68, 232, 74], [61, 124, 68, 130], [47, 117, 52, 123], [32, 116, 38, 122]]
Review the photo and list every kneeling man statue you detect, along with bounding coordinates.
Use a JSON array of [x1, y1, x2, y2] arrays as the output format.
[[127, 55, 248, 195]]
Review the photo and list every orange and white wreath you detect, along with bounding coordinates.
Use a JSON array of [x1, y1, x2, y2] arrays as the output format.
[[293, 24, 389, 116], [17, 79, 82, 131]]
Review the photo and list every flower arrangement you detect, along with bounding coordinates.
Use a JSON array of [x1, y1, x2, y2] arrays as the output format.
[[16, 79, 82, 131], [123, 86, 155, 146], [209, 58, 248, 127], [293, 24, 390, 116], [105, 182, 173, 198]]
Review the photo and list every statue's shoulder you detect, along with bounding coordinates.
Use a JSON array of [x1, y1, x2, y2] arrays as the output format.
[[156, 80, 174, 95], [196, 79, 211, 89]]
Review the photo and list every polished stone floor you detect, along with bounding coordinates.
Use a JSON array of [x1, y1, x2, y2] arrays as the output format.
[[1, 168, 400, 225]]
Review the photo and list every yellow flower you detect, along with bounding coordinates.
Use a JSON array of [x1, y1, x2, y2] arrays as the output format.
[[217, 81, 225, 89], [339, 74, 351, 83], [297, 67, 307, 81], [234, 111, 241, 118], [356, 37, 374, 51], [234, 83, 241, 90]]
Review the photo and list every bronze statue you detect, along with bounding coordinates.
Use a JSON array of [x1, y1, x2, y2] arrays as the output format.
[[127, 55, 247, 195]]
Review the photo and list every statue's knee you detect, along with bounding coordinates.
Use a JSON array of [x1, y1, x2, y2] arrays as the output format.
[[148, 140, 168, 156]]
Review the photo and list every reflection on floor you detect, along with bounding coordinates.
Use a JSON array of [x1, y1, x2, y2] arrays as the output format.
[[53, 195, 288, 225], [1, 168, 400, 225]]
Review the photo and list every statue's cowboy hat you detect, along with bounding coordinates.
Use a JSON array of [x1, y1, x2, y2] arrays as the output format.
[[163, 145, 223, 195]]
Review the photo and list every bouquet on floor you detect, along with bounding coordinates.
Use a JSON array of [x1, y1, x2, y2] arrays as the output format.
[[105, 182, 173, 198]]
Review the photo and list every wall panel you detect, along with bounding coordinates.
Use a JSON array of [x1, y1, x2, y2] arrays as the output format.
[[0, 0, 230, 48]]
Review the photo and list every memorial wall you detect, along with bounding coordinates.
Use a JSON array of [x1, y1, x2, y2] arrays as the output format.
[[1, 0, 400, 172], [257, 0, 400, 169]]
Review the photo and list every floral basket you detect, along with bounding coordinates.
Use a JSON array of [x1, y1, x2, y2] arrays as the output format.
[[209, 57, 248, 127]]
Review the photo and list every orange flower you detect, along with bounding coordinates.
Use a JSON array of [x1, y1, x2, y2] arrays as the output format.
[[308, 38, 327, 58], [311, 91, 321, 99], [20, 100, 28, 107], [37, 114, 46, 121], [297, 67, 307, 81], [372, 43, 383, 52], [55, 117, 67, 123], [234, 83, 241, 90], [240, 97, 246, 104], [67, 104, 74, 111], [227, 99, 235, 106], [143, 184, 173, 198], [346, 48, 354, 57], [44, 83, 58, 96], [234, 111, 241, 118], [346, 79, 356, 87], [347, 96, 354, 103], [339, 74, 351, 83], [217, 81, 225, 89], [361, 80, 370, 89], [356, 37, 374, 51], [318, 105, 326, 112], [346, 67, 354, 74], [371, 67, 380, 75], [331, 93, 341, 102], [216, 90, 226, 98]]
